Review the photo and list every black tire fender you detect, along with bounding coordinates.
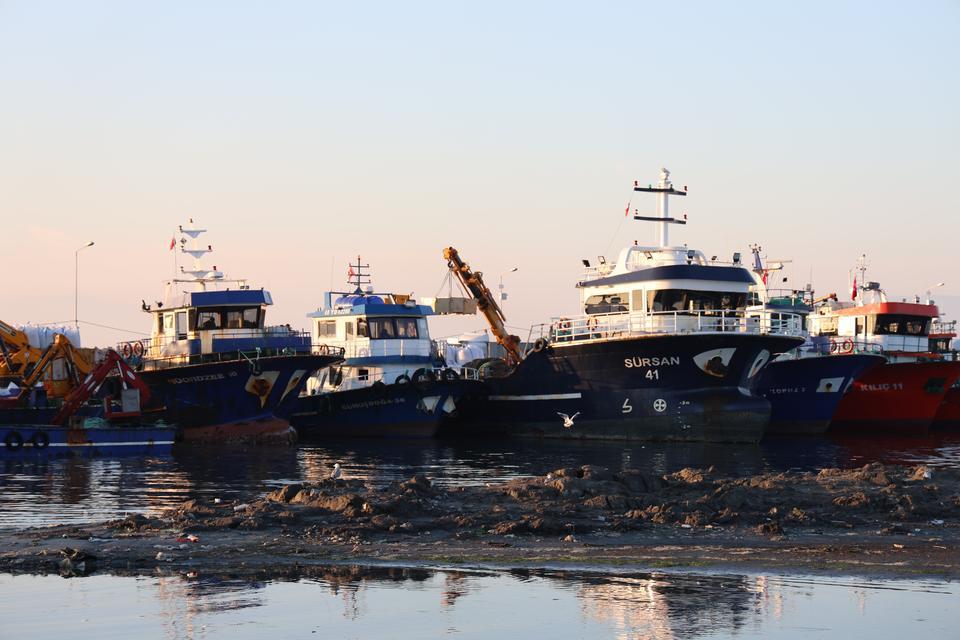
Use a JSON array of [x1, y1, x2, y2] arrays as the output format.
[[31, 431, 50, 449], [4, 431, 24, 450]]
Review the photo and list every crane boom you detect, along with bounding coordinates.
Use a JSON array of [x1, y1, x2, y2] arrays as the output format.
[[52, 349, 151, 425], [443, 247, 523, 366]]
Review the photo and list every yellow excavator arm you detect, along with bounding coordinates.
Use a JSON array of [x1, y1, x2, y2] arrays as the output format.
[[443, 247, 523, 366], [0, 320, 95, 397]]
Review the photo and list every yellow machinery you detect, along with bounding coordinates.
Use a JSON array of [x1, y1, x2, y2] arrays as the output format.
[[443, 247, 523, 366], [0, 320, 95, 398]]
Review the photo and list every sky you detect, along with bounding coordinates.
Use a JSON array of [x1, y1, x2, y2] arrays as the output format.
[[1, 1, 958, 346]]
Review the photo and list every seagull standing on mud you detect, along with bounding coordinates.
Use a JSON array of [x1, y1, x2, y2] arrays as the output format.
[[557, 412, 580, 428], [331, 463, 342, 480]]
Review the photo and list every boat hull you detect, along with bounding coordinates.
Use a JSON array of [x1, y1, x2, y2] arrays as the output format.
[[139, 354, 338, 444], [754, 354, 886, 435], [830, 361, 960, 433], [1, 420, 174, 457], [464, 333, 803, 443], [932, 384, 960, 430], [292, 378, 487, 439]]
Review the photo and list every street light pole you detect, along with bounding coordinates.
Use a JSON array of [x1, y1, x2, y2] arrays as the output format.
[[498, 266, 519, 314], [75, 241, 95, 330]]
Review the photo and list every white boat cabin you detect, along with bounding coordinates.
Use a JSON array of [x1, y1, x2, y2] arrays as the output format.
[[124, 222, 309, 367], [544, 169, 803, 343], [305, 262, 440, 393]]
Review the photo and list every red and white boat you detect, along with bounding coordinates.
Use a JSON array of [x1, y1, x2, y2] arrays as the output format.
[[806, 260, 960, 433]]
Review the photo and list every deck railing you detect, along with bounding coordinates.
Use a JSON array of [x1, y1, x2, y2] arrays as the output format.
[[116, 334, 343, 371], [531, 308, 805, 347]]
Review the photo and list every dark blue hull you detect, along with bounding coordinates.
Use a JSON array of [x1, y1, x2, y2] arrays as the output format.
[[1, 420, 174, 457], [138, 353, 339, 444], [292, 379, 487, 439], [754, 354, 886, 435], [462, 333, 803, 443]]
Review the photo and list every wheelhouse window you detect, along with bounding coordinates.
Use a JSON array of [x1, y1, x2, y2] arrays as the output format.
[[316, 320, 337, 338], [364, 317, 420, 340], [396, 318, 418, 338], [195, 307, 261, 330], [197, 310, 221, 330], [242, 307, 261, 328], [871, 314, 931, 336], [584, 292, 628, 315], [646, 290, 746, 313]]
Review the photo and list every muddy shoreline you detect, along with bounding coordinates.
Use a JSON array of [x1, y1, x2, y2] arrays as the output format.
[[2, 462, 958, 580]]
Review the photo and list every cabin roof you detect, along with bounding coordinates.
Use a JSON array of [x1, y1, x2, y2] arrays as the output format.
[[578, 264, 755, 289], [826, 302, 939, 318], [307, 303, 434, 319], [160, 289, 272, 310]]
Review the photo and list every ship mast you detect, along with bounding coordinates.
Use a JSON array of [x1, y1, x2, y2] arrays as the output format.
[[347, 255, 372, 293], [632, 168, 688, 247], [166, 220, 244, 296]]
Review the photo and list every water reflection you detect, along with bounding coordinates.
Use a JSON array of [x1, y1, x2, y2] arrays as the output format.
[[0, 567, 954, 639], [2, 433, 959, 528]]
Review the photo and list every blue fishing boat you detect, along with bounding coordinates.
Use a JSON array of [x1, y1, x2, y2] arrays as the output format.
[[119, 221, 344, 444], [449, 169, 805, 443], [2, 349, 175, 456], [290, 257, 486, 438]]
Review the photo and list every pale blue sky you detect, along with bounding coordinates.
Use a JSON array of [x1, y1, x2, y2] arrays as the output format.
[[1, 1, 958, 344]]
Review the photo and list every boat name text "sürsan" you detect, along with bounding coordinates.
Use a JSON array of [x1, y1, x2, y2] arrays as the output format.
[[624, 356, 681, 369]]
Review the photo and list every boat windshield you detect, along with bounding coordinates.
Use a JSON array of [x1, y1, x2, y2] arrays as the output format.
[[647, 289, 746, 313], [871, 314, 931, 336], [357, 317, 420, 339]]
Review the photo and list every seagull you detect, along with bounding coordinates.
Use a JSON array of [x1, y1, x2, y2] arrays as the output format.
[[557, 412, 580, 428], [331, 463, 343, 480]]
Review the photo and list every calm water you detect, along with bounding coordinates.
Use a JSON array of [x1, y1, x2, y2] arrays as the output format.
[[0, 434, 960, 527], [2, 436, 958, 638], [2, 434, 959, 529], [0, 568, 955, 639]]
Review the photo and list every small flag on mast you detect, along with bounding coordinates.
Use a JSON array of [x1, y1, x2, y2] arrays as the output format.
[[169, 237, 176, 251], [851, 274, 858, 300]]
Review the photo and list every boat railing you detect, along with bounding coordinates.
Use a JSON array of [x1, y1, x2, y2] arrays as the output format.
[[790, 337, 885, 358], [118, 336, 343, 371], [534, 308, 805, 346], [310, 364, 479, 392], [328, 338, 434, 360]]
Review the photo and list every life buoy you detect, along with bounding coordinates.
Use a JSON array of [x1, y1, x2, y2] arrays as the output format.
[[31, 431, 50, 449], [132, 341, 145, 358], [532, 337, 548, 352], [412, 368, 437, 384], [121, 343, 133, 359], [4, 431, 23, 450], [829, 338, 839, 354], [395, 373, 411, 385], [841, 339, 855, 354], [442, 368, 459, 381]]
